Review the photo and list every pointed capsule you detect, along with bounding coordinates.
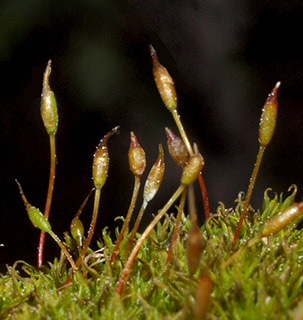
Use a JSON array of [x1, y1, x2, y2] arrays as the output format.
[[41, 60, 58, 136], [70, 217, 84, 247], [259, 82, 280, 147], [260, 201, 303, 237], [165, 127, 188, 167], [143, 144, 165, 203], [128, 132, 146, 177], [92, 126, 119, 188], [181, 154, 204, 185], [186, 223, 204, 275], [150, 45, 177, 112], [16, 180, 52, 233]]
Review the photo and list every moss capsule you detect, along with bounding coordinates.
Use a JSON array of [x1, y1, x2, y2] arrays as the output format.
[[41, 60, 58, 136], [28, 206, 52, 233], [260, 201, 303, 237], [150, 45, 177, 112], [70, 217, 84, 247], [259, 82, 280, 147], [128, 132, 146, 177], [165, 127, 188, 167], [181, 154, 204, 186], [16, 180, 52, 233], [143, 144, 165, 203], [92, 126, 119, 188]]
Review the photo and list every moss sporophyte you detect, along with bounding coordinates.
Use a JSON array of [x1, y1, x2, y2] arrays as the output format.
[[2, 49, 303, 320]]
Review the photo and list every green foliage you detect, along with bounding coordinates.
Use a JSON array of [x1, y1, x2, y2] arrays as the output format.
[[1, 187, 303, 319]]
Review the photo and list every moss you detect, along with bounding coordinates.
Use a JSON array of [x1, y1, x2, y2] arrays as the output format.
[[2, 54, 303, 319]]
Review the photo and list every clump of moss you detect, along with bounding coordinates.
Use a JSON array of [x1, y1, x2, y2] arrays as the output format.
[[1, 50, 303, 319]]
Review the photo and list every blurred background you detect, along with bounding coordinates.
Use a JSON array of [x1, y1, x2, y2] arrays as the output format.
[[1, 0, 303, 268]]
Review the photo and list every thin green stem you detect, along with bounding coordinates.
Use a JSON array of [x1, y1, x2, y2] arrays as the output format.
[[117, 184, 186, 295], [166, 188, 187, 265], [124, 199, 148, 258], [77, 186, 102, 268], [38, 133, 56, 268], [48, 230, 77, 270], [110, 176, 141, 264], [171, 110, 194, 156], [171, 111, 210, 220], [234, 146, 265, 243]]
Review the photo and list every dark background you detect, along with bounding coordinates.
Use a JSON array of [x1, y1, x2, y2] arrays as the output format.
[[1, 0, 303, 269]]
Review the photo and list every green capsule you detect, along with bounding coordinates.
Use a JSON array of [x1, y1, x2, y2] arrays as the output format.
[[27, 206, 52, 233], [259, 82, 280, 147], [92, 126, 119, 188], [70, 217, 84, 247], [16, 180, 51, 233], [181, 154, 204, 186], [41, 60, 58, 136]]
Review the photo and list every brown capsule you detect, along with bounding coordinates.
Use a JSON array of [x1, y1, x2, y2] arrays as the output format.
[[181, 154, 204, 186], [193, 272, 213, 320], [143, 144, 165, 203], [165, 127, 188, 167], [128, 132, 146, 177], [260, 201, 303, 237], [150, 45, 177, 112], [259, 82, 280, 147], [41, 60, 58, 136], [92, 126, 119, 188], [186, 223, 204, 276]]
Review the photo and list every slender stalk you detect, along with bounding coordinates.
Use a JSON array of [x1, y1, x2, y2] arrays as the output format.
[[234, 83, 280, 243], [38, 133, 56, 267], [77, 186, 102, 267], [166, 188, 187, 265], [198, 173, 210, 220], [75, 188, 95, 218], [124, 200, 148, 258], [233, 146, 265, 243], [117, 184, 186, 295], [171, 110, 194, 156], [171, 111, 210, 219], [48, 230, 77, 270], [110, 176, 141, 264]]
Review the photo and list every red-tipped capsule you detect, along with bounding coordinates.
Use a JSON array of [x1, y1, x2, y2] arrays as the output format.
[[143, 144, 165, 203], [181, 154, 204, 185], [128, 132, 146, 177], [92, 126, 119, 188], [41, 60, 58, 136], [165, 127, 188, 167], [259, 82, 280, 147], [150, 45, 177, 112]]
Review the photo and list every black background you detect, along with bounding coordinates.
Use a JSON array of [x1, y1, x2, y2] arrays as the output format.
[[1, 0, 303, 269]]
